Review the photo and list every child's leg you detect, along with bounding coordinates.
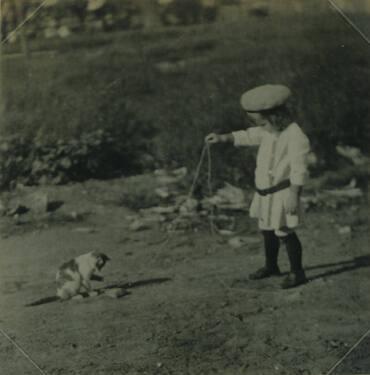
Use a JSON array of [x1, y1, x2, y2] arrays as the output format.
[[263, 230, 280, 271], [276, 230, 307, 288], [249, 230, 281, 280], [281, 232, 303, 272]]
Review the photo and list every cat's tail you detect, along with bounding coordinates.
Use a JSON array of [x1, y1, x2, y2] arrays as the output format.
[[25, 296, 60, 307]]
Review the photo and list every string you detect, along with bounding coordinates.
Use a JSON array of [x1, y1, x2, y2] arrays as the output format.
[[0, 327, 49, 375], [187, 143, 208, 200], [183, 142, 217, 235], [206, 143, 216, 234]]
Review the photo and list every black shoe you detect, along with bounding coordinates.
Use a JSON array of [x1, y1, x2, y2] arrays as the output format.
[[281, 270, 307, 289], [249, 266, 281, 280]]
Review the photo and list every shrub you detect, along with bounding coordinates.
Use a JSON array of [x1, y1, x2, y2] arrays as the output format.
[[0, 98, 155, 189], [2, 11, 369, 189]]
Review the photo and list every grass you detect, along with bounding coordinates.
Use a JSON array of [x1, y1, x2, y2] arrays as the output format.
[[1, 9, 370, 186]]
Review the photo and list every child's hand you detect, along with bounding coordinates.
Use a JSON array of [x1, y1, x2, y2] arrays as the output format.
[[205, 133, 220, 144], [205, 133, 221, 144], [286, 190, 299, 214]]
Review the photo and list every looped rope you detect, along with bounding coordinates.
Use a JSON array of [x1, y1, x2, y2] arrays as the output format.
[[186, 142, 216, 234]]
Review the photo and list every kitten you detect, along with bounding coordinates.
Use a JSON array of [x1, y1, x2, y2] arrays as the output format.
[[56, 251, 110, 300], [25, 251, 110, 306]]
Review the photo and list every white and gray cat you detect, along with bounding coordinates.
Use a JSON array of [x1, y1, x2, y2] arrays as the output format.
[[26, 251, 110, 306]]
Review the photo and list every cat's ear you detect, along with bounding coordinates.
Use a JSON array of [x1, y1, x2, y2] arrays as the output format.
[[95, 253, 110, 270]]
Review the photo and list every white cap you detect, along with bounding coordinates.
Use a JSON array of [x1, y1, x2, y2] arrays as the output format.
[[240, 84, 291, 112]]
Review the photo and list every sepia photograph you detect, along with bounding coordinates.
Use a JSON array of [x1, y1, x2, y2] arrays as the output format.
[[0, 0, 369, 374]]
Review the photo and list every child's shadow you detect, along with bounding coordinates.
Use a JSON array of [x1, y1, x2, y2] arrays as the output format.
[[100, 277, 172, 292], [307, 255, 370, 281]]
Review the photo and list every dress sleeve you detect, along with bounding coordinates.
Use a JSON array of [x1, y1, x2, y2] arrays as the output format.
[[232, 126, 263, 147], [288, 125, 311, 186]]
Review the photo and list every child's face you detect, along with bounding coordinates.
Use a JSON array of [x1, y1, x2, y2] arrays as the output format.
[[246, 112, 269, 127], [246, 111, 279, 133]]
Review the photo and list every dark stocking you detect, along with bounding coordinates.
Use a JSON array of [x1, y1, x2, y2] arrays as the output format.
[[262, 230, 280, 270], [281, 232, 303, 272]]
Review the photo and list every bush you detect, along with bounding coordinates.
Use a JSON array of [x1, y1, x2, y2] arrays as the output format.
[[0, 98, 155, 189], [2, 12, 369, 189]]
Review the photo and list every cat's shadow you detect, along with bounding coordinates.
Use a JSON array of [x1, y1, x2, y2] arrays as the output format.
[[84, 277, 173, 298], [25, 278, 172, 306]]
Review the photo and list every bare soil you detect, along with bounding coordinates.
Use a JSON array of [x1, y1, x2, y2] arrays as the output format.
[[0, 178, 369, 375]]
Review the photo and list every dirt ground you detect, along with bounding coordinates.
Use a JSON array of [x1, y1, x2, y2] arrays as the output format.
[[0, 178, 369, 375]]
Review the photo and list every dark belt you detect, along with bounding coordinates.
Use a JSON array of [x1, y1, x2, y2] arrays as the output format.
[[256, 179, 290, 196]]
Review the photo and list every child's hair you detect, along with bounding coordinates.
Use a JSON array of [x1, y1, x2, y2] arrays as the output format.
[[260, 105, 293, 131]]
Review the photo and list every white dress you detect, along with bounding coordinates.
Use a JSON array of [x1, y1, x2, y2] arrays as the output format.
[[232, 123, 310, 231]]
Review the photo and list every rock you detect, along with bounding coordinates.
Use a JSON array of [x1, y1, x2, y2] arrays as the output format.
[[104, 288, 128, 299], [0, 200, 6, 216], [72, 294, 84, 300], [7, 204, 29, 216], [125, 215, 138, 222], [154, 167, 187, 185], [249, 3, 270, 17], [218, 229, 235, 236], [155, 60, 187, 74], [58, 26, 71, 38], [203, 183, 247, 211], [154, 169, 167, 177], [179, 198, 198, 215], [284, 290, 302, 302], [129, 219, 149, 232], [338, 226, 351, 235], [336, 145, 370, 166], [143, 213, 166, 224], [146, 206, 176, 215], [324, 188, 363, 198], [73, 227, 96, 233], [166, 217, 193, 232], [26, 192, 49, 215], [44, 27, 57, 39], [228, 236, 260, 249], [307, 151, 318, 167], [155, 187, 170, 199], [87, 0, 106, 12], [213, 214, 236, 231], [172, 167, 187, 178], [329, 340, 340, 348], [70, 211, 80, 220]]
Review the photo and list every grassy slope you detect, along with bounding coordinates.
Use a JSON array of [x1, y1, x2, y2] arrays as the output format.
[[2, 10, 370, 183]]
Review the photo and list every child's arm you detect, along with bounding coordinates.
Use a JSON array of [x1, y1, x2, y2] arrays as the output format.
[[205, 133, 234, 144], [286, 127, 311, 214], [206, 127, 263, 146]]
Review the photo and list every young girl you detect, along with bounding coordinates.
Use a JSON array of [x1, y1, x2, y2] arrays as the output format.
[[205, 84, 310, 289]]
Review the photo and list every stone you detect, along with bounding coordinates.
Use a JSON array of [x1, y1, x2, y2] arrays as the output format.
[[129, 219, 149, 231], [26, 192, 49, 215], [104, 288, 128, 299], [73, 227, 96, 233], [228, 236, 260, 249], [155, 187, 170, 199], [338, 226, 352, 235]]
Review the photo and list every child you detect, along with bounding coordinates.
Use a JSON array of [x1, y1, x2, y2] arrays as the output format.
[[205, 84, 310, 289]]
